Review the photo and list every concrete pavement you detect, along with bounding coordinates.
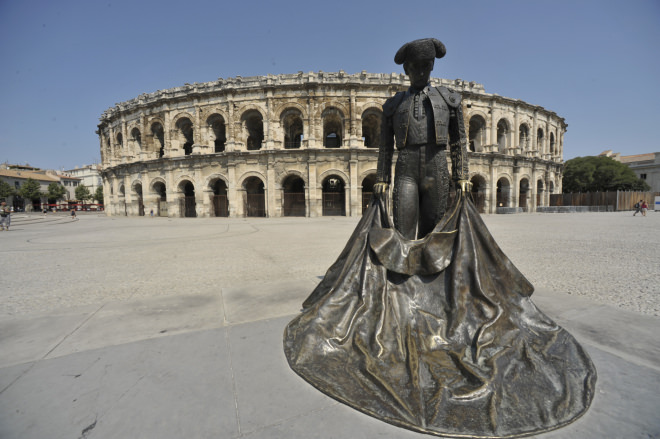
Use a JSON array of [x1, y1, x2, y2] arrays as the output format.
[[0, 213, 658, 438]]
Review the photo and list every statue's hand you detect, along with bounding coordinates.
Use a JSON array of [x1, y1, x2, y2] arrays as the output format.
[[457, 179, 472, 193], [373, 182, 389, 196]]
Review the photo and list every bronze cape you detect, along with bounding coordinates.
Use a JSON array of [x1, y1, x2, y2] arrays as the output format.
[[283, 192, 596, 438]]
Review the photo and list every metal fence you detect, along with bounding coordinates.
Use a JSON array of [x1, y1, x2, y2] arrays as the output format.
[[283, 193, 306, 216], [550, 191, 659, 211]]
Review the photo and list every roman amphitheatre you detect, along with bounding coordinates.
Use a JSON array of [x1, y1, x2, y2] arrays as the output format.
[[97, 71, 565, 217]]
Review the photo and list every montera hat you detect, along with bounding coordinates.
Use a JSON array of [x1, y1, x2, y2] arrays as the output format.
[[394, 38, 446, 65]]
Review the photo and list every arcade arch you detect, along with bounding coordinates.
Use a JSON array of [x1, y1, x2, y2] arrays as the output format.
[[281, 108, 304, 149], [242, 110, 264, 151], [175, 117, 194, 155], [361, 109, 382, 148], [322, 174, 345, 216], [178, 180, 196, 217], [243, 176, 265, 217], [208, 114, 226, 153], [497, 119, 510, 152], [468, 115, 487, 152], [469, 174, 488, 213], [496, 177, 511, 208], [322, 107, 344, 148], [282, 174, 306, 216]]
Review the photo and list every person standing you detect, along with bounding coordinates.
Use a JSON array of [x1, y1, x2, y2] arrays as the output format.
[[641, 200, 648, 216], [0, 201, 10, 231]]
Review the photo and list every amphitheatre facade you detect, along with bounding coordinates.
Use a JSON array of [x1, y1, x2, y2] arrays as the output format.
[[97, 71, 565, 218]]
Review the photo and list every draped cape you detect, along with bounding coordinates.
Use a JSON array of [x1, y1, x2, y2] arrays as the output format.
[[283, 193, 596, 438]]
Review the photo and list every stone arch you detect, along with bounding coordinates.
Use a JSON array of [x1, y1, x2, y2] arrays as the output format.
[[496, 175, 512, 208], [281, 173, 306, 217], [207, 173, 229, 217], [204, 173, 230, 190], [240, 109, 264, 151], [130, 127, 142, 153], [149, 177, 167, 195], [207, 113, 227, 153], [177, 179, 197, 217], [149, 120, 165, 158], [496, 118, 511, 153], [322, 107, 345, 148], [280, 107, 304, 149], [130, 179, 143, 196], [174, 175, 197, 193], [321, 173, 346, 216], [174, 116, 194, 155], [360, 172, 378, 214], [537, 127, 544, 152], [278, 169, 308, 188], [318, 169, 350, 188], [519, 123, 530, 150], [468, 114, 487, 152], [102, 132, 112, 162], [242, 175, 266, 217], [361, 108, 382, 148], [115, 132, 123, 158], [536, 178, 545, 207], [315, 101, 349, 120], [131, 180, 145, 216], [274, 101, 308, 120], [469, 172, 488, 213], [549, 132, 556, 155], [518, 177, 530, 210], [237, 170, 268, 189]]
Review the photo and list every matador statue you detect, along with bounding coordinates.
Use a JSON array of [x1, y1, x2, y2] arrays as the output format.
[[284, 38, 596, 438], [375, 38, 470, 239]]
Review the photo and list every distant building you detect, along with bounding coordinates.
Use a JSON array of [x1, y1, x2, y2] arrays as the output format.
[[0, 164, 82, 211], [62, 164, 102, 195], [600, 150, 660, 192]]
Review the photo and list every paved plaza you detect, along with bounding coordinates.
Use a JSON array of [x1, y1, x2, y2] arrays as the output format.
[[0, 211, 658, 438]]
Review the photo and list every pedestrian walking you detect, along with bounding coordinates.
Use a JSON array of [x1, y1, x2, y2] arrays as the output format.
[[71, 209, 77, 220], [641, 200, 648, 217], [0, 201, 10, 231], [633, 199, 642, 216]]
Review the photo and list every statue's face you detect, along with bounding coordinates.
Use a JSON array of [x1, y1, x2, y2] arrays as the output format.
[[405, 59, 434, 89]]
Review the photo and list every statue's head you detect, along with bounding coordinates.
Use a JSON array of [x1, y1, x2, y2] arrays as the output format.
[[395, 38, 446, 90]]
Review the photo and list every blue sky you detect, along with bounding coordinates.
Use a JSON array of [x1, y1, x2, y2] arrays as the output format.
[[0, 0, 658, 170]]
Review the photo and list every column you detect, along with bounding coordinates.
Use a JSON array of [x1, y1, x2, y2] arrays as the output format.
[[349, 154, 358, 216]]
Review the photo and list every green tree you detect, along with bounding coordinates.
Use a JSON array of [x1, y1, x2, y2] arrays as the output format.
[[47, 182, 67, 202], [94, 185, 104, 205], [18, 178, 43, 201], [75, 184, 93, 202], [563, 156, 651, 193], [0, 180, 16, 199]]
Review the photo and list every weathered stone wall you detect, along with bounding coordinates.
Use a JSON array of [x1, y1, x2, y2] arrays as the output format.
[[98, 71, 566, 217]]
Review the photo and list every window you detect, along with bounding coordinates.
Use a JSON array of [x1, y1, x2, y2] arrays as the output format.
[[640, 174, 647, 180]]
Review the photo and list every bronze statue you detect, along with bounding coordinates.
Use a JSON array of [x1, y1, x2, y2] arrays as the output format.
[[375, 38, 469, 239], [284, 39, 596, 438]]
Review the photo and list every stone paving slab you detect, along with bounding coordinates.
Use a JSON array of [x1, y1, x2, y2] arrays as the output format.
[[0, 284, 658, 439], [0, 214, 658, 438]]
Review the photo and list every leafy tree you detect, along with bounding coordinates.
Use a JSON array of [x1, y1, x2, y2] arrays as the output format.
[[94, 185, 104, 205], [75, 184, 93, 202], [0, 180, 16, 199], [18, 178, 43, 201], [47, 182, 67, 202], [563, 156, 651, 193]]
